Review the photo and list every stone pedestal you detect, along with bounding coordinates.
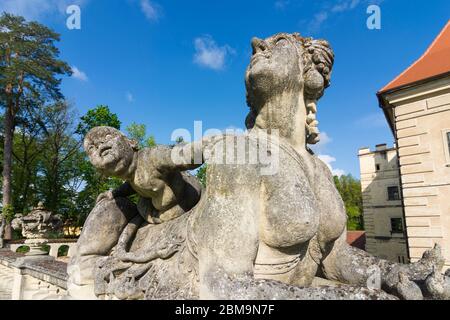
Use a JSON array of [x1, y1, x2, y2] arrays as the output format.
[[24, 239, 48, 256]]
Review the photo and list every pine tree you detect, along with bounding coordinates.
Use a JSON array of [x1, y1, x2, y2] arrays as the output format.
[[0, 13, 71, 245]]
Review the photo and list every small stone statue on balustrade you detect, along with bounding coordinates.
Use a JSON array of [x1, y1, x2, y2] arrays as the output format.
[[11, 202, 63, 256]]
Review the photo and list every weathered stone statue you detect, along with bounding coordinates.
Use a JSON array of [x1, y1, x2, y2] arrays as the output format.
[[68, 32, 450, 300], [11, 202, 63, 256], [67, 127, 205, 298], [83, 126, 203, 224]]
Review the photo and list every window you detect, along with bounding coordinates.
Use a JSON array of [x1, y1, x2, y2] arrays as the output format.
[[443, 129, 450, 166], [387, 186, 400, 200], [447, 132, 450, 155], [375, 164, 380, 171], [391, 218, 403, 234]]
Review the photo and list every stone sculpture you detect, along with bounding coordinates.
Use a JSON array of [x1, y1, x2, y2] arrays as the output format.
[[68, 32, 450, 300], [83, 126, 203, 225], [11, 202, 63, 256]]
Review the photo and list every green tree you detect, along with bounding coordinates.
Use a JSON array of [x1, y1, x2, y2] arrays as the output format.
[[76, 105, 121, 136], [36, 101, 85, 220], [0, 13, 71, 245], [125, 122, 156, 148], [175, 136, 184, 145], [2, 100, 87, 224], [10, 104, 44, 214], [333, 174, 364, 231]]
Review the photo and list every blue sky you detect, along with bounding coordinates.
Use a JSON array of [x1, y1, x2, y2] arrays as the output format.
[[1, 0, 450, 177]]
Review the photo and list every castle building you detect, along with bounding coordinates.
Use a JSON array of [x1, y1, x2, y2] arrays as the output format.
[[358, 144, 408, 263], [370, 20, 450, 269]]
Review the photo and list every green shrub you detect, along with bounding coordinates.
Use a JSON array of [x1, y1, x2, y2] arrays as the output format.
[[58, 245, 69, 257], [16, 245, 30, 253]]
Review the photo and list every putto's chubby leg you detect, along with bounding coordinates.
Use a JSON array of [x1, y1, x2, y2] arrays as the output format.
[[67, 197, 138, 299]]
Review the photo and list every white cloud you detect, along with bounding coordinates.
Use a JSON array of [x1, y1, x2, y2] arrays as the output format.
[[0, 0, 87, 21], [193, 35, 235, 71], [310, 131, 332, 154], [308, 11, 329, 33], [310, 132, 345, 176], [71, 66, 88, 82], [126, 91, 135, 103], [274, 0, 290, 10], [331, 168, 346, 177], [307, 0, 378, 33], [331, 0, 360, 13], [318, 154, 345, 177], [140, 0, 162, 22]]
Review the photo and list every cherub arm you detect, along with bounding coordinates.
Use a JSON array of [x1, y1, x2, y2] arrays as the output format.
[[158, 136, 220, 172], [96, 181, 137, 204]]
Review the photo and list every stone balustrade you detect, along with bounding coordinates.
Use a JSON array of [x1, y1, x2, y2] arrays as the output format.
[[5, 239, 77, 259], [0, 249, 68, 300]]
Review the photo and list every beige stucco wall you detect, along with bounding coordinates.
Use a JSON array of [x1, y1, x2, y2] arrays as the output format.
[[358, 145, 409, 263], [384, 75, 450, 269]]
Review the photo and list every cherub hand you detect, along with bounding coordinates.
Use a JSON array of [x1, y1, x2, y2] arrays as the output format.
[[96, 190, 115, 204]]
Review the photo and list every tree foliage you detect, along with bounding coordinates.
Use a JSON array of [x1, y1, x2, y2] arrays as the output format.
[[36, 102, 85, 219], [2, 101, 85, 219], [0, 13, 71, 102], [333, 174, 364, 231], [76, 105, 121, 136], [196, 164, 207, 188], [126, 122, 156, 148], [0, 13, 71, 243]]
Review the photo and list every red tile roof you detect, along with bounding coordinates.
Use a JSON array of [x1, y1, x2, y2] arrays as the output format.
[[379, 20, 450, 94], [346, 231, 366, 250]]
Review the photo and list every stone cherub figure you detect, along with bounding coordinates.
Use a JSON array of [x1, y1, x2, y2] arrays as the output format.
[[67, 127, 205, 297], [84, 126, 202, 225], [68, 32, 450, 300]]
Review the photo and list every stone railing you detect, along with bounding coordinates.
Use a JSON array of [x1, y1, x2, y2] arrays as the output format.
[[5, 239, 78, 259], [0, 249, 68, 300]]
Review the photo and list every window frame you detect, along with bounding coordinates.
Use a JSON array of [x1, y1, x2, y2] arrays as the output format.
[[390, 217, 404, 234], [387, 186, 400, 201], [443, 129, 450, 166]]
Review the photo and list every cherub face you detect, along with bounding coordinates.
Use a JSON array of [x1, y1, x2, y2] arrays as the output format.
[[84, 128, 135, 176], [245, 33, 303, 106]]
